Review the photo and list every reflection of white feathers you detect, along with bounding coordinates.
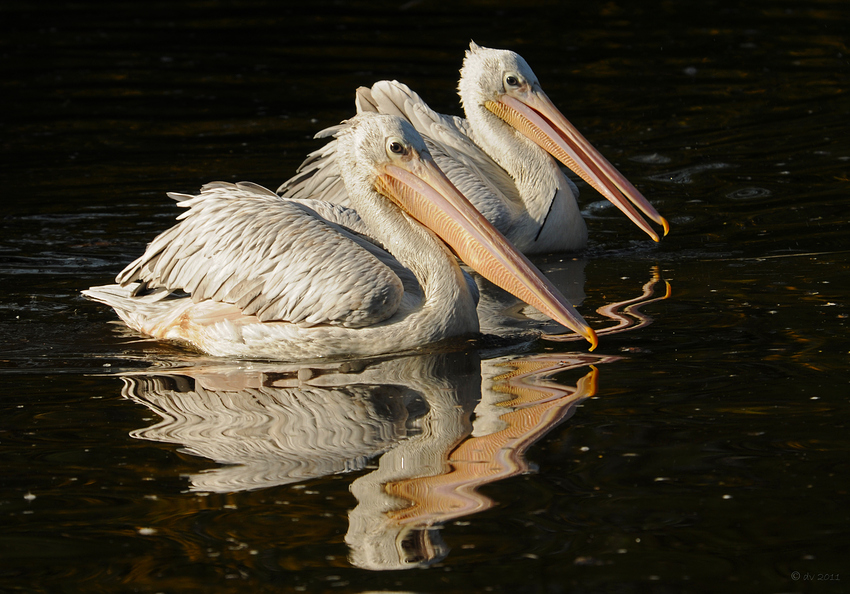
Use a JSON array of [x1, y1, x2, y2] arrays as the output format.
[[346, 363, 479, 570], [122, 350, 623, 570], [124, 375, 414, 493], [122, 354, 479, 496]]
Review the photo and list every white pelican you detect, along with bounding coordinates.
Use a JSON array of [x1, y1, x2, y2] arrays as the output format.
[[279, 42, 668, 254], [83, 113, 597, 360]]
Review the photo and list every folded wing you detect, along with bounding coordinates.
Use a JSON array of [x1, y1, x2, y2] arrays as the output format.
[[116, 182, 405, 328]]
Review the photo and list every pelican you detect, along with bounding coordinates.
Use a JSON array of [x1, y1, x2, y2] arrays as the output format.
[[279, 42, 668, 254], [83, 113, 597, 360]]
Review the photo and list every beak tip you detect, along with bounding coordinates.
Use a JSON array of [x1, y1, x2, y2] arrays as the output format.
[[661, 217, 670, 236], [587, 329, 599, 352]]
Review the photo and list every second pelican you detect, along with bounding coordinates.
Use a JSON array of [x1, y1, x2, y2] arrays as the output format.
[[280, 42, 668, 254]]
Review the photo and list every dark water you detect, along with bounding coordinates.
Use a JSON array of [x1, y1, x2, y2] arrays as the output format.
[[2, 1, 849, 592]]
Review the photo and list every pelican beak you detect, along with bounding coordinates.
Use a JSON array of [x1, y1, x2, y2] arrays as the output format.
[[377, 155, 598, 350], [485, 91, 669, 241]]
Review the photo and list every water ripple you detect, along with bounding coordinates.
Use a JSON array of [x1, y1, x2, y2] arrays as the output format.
[[648, 163, 733, 184], [726, 186, 772, 200], [630, 153, 672, 164]]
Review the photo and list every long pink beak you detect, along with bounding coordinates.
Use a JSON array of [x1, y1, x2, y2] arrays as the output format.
[[376, 155, 598, 350], [486, 91, 669, 241]]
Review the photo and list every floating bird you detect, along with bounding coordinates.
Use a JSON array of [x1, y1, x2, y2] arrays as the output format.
[[279, 42, 668, 254], [83, 113, 597, 360]]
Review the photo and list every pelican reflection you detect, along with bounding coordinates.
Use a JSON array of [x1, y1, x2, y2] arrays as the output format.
[[122, 350, 618, 569], [123, 355, 477, 493], [345, 352, 619, 570]]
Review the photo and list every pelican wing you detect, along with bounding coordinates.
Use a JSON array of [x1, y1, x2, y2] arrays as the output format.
[[286, 197, 372, 238], [116, 182, 406, 328]]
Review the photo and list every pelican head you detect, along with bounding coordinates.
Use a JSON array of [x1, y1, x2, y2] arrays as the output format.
[[459, 41, 669, 241], [335, 113, 598, 349]]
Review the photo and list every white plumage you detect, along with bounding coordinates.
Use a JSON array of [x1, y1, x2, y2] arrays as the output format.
[[84, 113, 597, 360]]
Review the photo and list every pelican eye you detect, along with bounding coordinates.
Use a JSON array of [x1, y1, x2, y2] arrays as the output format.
[[505, 74, 521, 88], [388, 140, 406, 155]]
